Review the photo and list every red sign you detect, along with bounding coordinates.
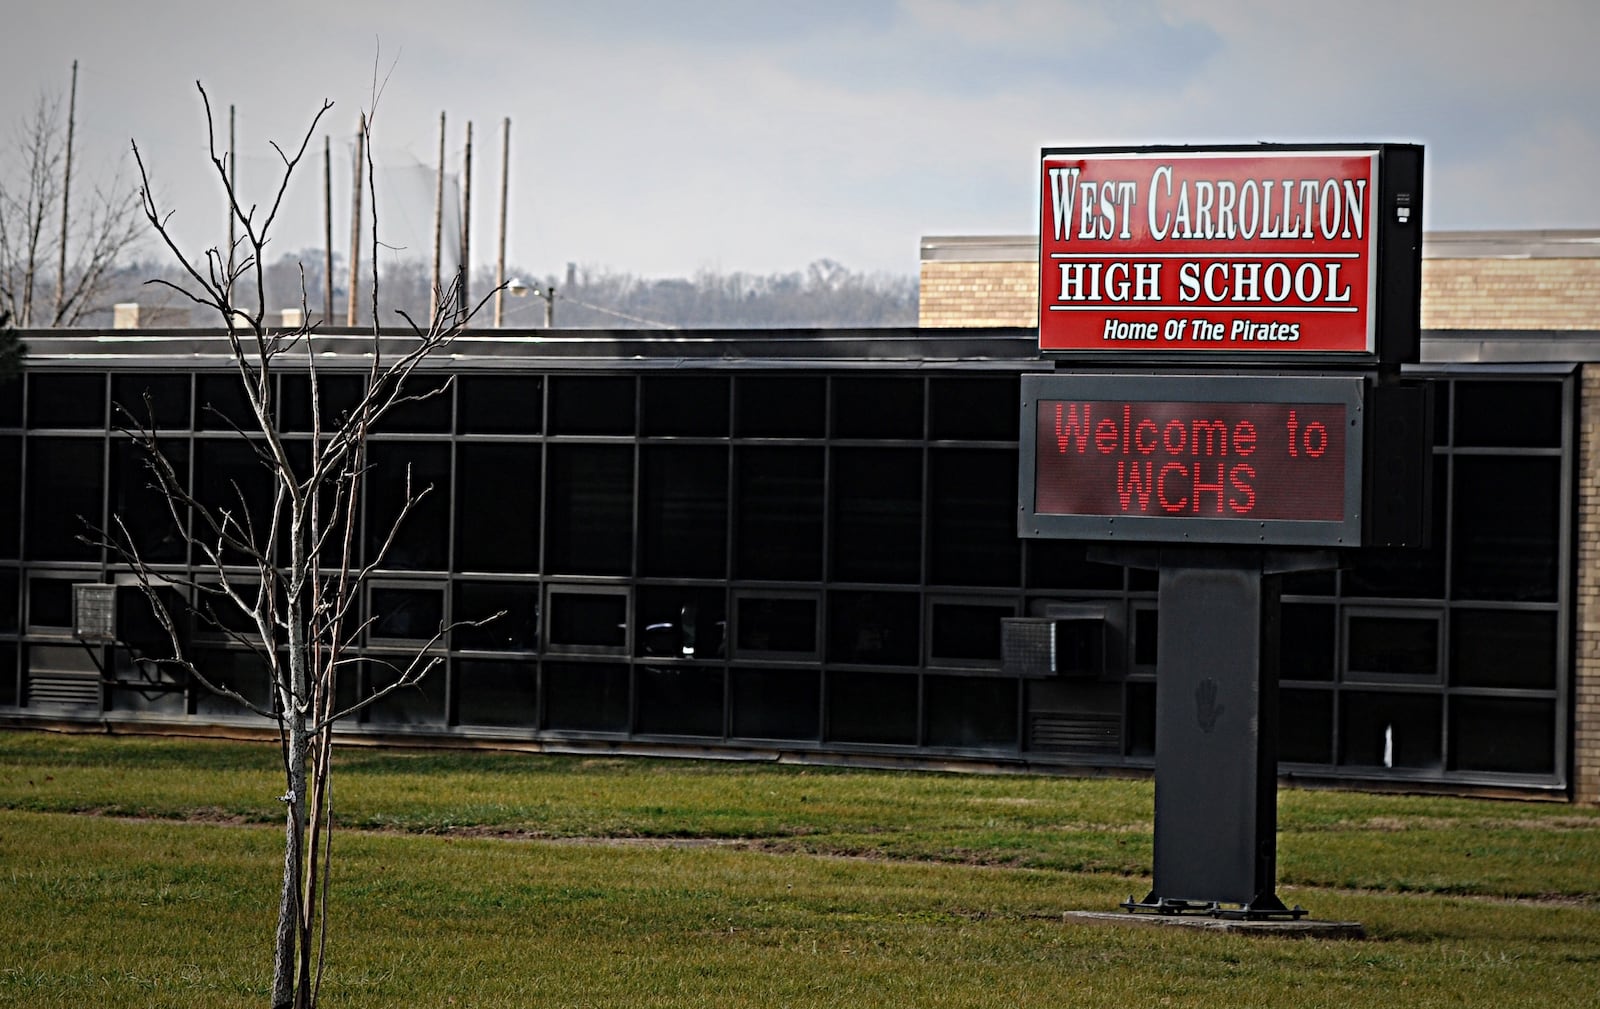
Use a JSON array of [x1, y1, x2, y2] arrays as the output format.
[[1033, 399, 1347, 522], [1038, 149, 1379, 355]]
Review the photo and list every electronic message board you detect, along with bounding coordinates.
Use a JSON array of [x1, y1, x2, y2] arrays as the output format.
[[1019, 373, 1366, 547], [1038, 145, 1422, 365]]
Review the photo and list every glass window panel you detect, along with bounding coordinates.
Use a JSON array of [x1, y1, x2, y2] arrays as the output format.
[[456, 658, 538, 727], [1450, 609, 1557, 689], [545, 444, 633, 575], [1449, 697, 1555, 776], [1280, 603, 1335, 681], [380, 374, 453, 433], [735, 376, 824, 438], [1278, 689, 1334, 764], [0, 568, 15, 632], [191, 647, 273, 716], [455, 442, 540, 572], [831, 448, 920, 584], [110, 438, 189, 563], [195, 374, 255, 432], [280, 373, 364, 434], [641, 376, 728, 437], [1024, 539, 1124, 592], [27, 373, 104, 429], [827, 590, 919, 666], [1451, 455, 1560, 602], [1453, 380, 1563, 448], [730, 667, 820, 740], [364, 662, 447, 726], [0, 436, 18, 559], [549, 375, 634, 435], [544, 661, 629, 731], [1125, 682, 1156, 757], [832, 376, 922, 439], [112, 373, 190, 431], [929, 448, 1020, 587], [368, 585, 444, 642], [547, 590, 628, 650], [1131, 605, 1158, 669], [0, 373, 20, 427], [640, 445, 727, 578], [925, 675, 1017, 749], [1339, 691, 1442, 769], [25, 437, 103, 561], [0, 644, 16, 707], [27, 577, 74, 630], [928, 601, 1013, 666], [364, 442, 451, 571], [827, 670, 917, 745], [116, 584, 184, 656], [636, 665, 723, 736], [453, 582, 540, 651], [734, 595, 817, 656], [192, 438, 272, 565], [928, 377, 1018, 441], [637, 586, 726, 660], [735, 446, 822, 581], [1347, 614, 1439, 679], [1345, 455, 1448, 599], [457, 375, 542, 434]]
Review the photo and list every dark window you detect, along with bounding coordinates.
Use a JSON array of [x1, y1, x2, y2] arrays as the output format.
[[547, 589, 628, 650], [25, 437, 103, 561], [191, 648, 273, 716], [1131, 605, 1158, 669], [280, 373, 364, 434], [734, 595, 818, 656], [637, 586, 725, 660], [1432, 380, 1451, 447], [1347, 613, 1439, 680], [1450, 609, 1557, 689], [1125, 682, 1156, 757], [1280, 603, 1335, 681], [364, 662, 447, 725], [27, 373, 104, 429], [831, 448, 920, 584], [1451, 455, 1559, 602], [0, 644, 15, 707], [730, 667, 819, 740], [112, 373, 190, 431], [192, 438, 272, 565], [110, 438, 189, 564], [117, 584, 184, 656], [827, 590, 919, 666], [368, 585, 445, 643], [827, 670, 917, 745], [640, 446, 727, 578], [1345, 455, 1448, 599], [735, 446, 822, 581], [928, 448, 1020, 587], [735, 376, 824, 438], [1280, 569, 1337, 596], [1279, 689, 1334, 764], [925, 675, 1017, 748], [457, 375, 542, 434], [0, 569, 15, 632], [0, 436, 18, 559], [1449, 697, 1555, 775], [1453, 380, 1562, 448], [26, 577, 73, 630], [379, 374, 453, 433], [455, 442, 540, 572], [0, 374, 20, 427], [364, 442, 451, 571], [1025, 539, 1124, 592], [636, 665, 723, 736], [549, 376, 634, 435], [195, 374, 255, 432], [928, 601, 1012, 666], [455, 658, 537, 726], [641, 376, 728, 437], [832, 377, 921, 439], [544, 661, 629, 731], [545, 445, 633, 575], [1339, 691, 1442, 769], [453, 582, 539, 651], [928, 377, 1018, 441]]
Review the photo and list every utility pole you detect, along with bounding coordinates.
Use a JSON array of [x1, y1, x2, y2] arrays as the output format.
[[52, 59, 77, 326], [459, 121, 472, 324], [431, 111, 445, 322], [346, 114, 364, 328], [494, 117, 510, 328], [322, 136, 333, 324], [227, 105, 236, 297]]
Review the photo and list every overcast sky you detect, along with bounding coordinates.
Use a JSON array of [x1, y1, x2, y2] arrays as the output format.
[[5, 0, 1597, 281]]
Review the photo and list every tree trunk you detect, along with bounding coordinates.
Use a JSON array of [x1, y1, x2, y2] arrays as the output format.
[[273, 709, 307, 1009]]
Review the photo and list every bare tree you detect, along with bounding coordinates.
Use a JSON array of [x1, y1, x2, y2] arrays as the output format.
[[0, 83, 142, 327], [107, 84, 497, 1009]]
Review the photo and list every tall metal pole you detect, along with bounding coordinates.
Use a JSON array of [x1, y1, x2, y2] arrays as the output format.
[[431, 112, 445, 322], [227, 105, 236, 291], [494, 117, 510, 328], [459, 121, 473, 324], [322, 136, 333, 324], [346, 115, 364, 328], [52, 59, 77, 326]]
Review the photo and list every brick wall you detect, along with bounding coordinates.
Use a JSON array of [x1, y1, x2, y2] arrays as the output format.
[[918, 261, 1037, 328], [1577, 364, 1600, 804]]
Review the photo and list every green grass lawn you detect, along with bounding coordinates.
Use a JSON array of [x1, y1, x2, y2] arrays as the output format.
[[3, 729, 1598, 1007]]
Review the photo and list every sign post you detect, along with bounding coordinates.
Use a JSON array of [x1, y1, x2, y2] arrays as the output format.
[[1021, 143, 1425, 918]]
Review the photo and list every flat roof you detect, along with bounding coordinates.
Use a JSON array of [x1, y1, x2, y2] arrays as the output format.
[[920, 230, 1600, 262]]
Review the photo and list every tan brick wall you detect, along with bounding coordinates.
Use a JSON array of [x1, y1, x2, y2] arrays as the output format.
[[918, 261, 1038, 328], [920, 255, 1600, 332], [1422, 259, 1600, 331], [1577, 364, 1600, 804]]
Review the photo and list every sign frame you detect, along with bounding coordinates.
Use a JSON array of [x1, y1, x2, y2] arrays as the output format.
[[1019, 372, 1367, 547], [1037, 143, 1423, 369]]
